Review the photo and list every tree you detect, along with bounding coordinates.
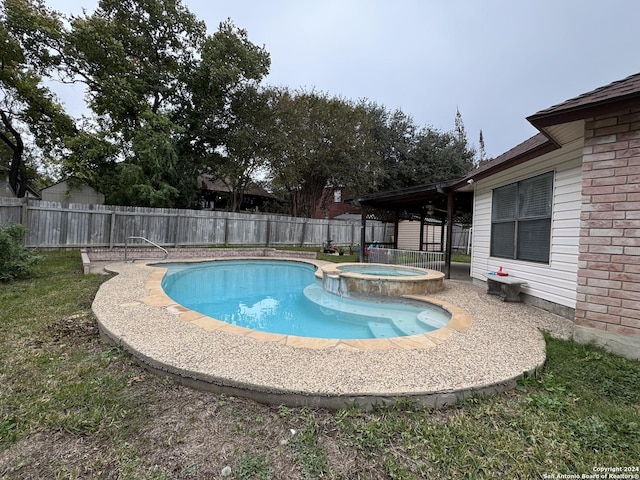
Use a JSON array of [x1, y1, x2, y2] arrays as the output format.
[[58, 0, 209, 206], [59, 3, 272, 208], [64, 0, 206, 136], [0, 0, 75, 197], [454, 107, 466, 143], [214, 86, 273, 212], [115, 111, 182, 207], [186, 19, 271, 211], [478, 129, 486, 165], [408, 127, 475, 183], [267, 89, 380, 217], [364, 103, 416, 191], [366, 107, 476, 190]]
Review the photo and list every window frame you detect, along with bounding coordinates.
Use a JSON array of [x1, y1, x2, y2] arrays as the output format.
[[490, 171, 554, 264]]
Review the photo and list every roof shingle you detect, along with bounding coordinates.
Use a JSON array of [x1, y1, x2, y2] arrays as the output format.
[[528, 72, 640, 127]]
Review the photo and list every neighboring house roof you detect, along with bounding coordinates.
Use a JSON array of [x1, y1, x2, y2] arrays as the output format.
[[198, 175, 277, 199], [41, 176, 98, 191], [0, 165, 41, 198]]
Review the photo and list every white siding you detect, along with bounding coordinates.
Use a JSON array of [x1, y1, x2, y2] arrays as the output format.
[[470, 139, 583, 308], [397, 220, 444, 250]]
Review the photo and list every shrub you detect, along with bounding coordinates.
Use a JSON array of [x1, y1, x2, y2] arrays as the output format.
[[0, 223, 41, 281]]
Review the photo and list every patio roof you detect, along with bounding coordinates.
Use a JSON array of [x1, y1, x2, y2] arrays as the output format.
[[351, 179, 473, 220]]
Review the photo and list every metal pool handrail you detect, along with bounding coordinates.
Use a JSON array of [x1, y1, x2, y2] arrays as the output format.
[[124, 236, 169, 262]]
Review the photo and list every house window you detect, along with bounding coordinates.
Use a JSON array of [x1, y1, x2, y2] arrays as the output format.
[[333, 189, 342, 203], [490, 172, 553, 263]]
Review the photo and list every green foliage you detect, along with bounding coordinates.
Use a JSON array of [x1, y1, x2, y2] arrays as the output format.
[[61, 3, 271, 208], [267, 89, 381, 217], [235, 453, 273, 480], [369, 104, 476, 190], [116, 111, 182, 207], [215, 86, 274, 212], [1, 0, 75, 197], [65, 0, 207, 133], [451, 253, 471, 263], [0, 223, 40, 281], [287, 409, 332, 479]]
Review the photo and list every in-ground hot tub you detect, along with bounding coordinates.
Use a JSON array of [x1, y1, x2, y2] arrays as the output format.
[[318, 262, 444, 297]]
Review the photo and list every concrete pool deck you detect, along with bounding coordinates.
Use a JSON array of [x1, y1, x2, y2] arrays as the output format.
[[92, 258, 573, 410]]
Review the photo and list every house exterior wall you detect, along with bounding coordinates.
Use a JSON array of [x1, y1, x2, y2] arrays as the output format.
[[0, 180, 13, 198], [470, 139, 583, 310], [41, 181, 105, 204], [314, 188, 362, 219], [574, 109, 640, 358]]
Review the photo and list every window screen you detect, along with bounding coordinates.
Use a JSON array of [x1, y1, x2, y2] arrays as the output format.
[[490, 172, 553, 263]]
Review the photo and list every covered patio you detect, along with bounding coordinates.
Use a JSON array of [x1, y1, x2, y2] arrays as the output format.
[[351, 180, 474, 279]]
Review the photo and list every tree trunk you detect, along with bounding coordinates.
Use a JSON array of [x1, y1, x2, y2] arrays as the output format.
[[0, 111, 25, 197]]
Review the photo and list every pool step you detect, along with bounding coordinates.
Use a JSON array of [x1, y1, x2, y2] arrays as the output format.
[[368, 321, 404, 338], [303, 284, 428, 337]]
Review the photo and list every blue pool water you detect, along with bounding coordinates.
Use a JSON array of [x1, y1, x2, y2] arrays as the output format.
[[160, 260, 450, 339]]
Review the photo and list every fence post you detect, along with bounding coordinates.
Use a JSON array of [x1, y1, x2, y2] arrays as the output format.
[[59, 207, 69, 246], [174, 210, 181, 247], [300, 220, 307, 247], [20, 198, 28, 228], [20, 198, 30, 247], [265, 218, 271, 247], [109, 211, 116, 248]]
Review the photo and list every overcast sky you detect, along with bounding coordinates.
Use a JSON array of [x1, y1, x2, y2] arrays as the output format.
[[47, 0, 640, 159]]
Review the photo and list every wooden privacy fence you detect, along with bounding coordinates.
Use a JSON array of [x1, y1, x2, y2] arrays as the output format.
[[0, 198, 391, 249]]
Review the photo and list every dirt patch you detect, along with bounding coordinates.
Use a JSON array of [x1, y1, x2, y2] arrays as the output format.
[[133, 385, 303, 478], [0, 431, 113, 478], [0, 376, 317, 479], [50, 312, 101, 344]]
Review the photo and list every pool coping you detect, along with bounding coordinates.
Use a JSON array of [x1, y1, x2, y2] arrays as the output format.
[[91, 257, 568, 410]]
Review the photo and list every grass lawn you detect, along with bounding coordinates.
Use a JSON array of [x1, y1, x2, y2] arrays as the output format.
[[1, 251, 638, 479], [451, 253, 471, 263]]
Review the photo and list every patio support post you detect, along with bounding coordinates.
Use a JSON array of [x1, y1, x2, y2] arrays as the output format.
[[419, 213, 425, 251], [360, 210, 367, 262], [445, 189, 454, 279], [393, 211, 400, 249]]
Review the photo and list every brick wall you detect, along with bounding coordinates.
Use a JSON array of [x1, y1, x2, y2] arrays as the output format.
[[576, 109, 640, 338]]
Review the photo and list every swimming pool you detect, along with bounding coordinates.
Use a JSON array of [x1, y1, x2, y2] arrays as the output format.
[[160, 260, 450, 340]]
